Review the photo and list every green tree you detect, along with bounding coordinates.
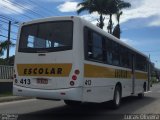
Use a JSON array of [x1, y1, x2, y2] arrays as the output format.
[[0, 40, 14, 57], [0, 41, 8, 56], [77, 0, 131, 36], [106, 0, 131, 34]]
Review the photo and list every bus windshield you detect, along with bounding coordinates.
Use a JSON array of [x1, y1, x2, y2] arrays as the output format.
[[18, 21, 73, 53]]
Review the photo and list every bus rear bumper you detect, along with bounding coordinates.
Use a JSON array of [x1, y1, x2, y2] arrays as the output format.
[[13, 85, 83, 101]]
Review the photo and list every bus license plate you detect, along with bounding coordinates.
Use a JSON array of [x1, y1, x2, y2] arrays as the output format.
[[37, 78, 48, 84]]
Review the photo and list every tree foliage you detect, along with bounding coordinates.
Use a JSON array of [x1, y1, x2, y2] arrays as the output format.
[[77, 0, 131, 39], [0, 40, 15, 57], [77, 0, 110, 29], [112, 11, 123, 39]]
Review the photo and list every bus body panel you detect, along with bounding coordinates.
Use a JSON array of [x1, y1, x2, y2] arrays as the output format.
[[13, 85, 83, 101], [82, 61, 132, 102]]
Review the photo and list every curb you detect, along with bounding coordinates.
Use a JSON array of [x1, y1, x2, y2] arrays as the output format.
[[0, 96, 33, 103]]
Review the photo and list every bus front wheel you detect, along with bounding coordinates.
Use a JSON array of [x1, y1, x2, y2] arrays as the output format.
[[111, 85, 121, 109]]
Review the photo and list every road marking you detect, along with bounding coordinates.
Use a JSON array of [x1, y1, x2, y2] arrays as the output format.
[[0, 99, 36, 106]]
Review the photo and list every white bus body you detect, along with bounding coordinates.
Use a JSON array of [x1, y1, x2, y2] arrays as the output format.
[[13, 16, 149, 106]]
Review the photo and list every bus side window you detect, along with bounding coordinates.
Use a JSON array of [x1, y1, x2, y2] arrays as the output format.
[[84, 27, 93, 59], [120, 47, 131, 68], [105, 38, 113, 65], [112, 42, 120, 66], [91, 32, 103, 61], [136, 54, 147, 71], [84, 27, 103, 62]]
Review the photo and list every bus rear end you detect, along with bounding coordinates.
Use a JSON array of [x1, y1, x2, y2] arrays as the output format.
[[13, 17, 83, 103]]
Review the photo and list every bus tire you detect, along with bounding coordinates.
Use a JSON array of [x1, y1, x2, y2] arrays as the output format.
[[64, 100, 81, 106], [111, 85, 121, 109], [138, 93, 144, 98], [138, 83, 145, 98]]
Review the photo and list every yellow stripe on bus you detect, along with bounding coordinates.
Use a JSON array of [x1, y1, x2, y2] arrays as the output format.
[[17, 64, 72, 77], [135, 72, 148, 80], [84, 64, 147, 80]]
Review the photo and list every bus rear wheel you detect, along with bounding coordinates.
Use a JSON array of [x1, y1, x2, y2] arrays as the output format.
[[138, 93, 144, 98], [138, 82, 146, 98], [111, 85, 121, 109], [64, 100, 81, 106]]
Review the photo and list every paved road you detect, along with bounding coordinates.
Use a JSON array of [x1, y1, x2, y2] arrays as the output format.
[[0, 84, 160, 120]]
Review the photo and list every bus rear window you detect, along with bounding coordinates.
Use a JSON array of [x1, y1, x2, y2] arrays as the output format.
[[18, 21, 73, 53]]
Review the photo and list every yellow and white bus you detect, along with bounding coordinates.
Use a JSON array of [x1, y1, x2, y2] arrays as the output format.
[[13, 16, 149, 108]]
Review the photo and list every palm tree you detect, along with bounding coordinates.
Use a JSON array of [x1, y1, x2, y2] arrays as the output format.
[[0, 41, 8, 56], [113, 11, 123, 38], [106, 0, 131, 34], [105, 0, 118, 33], [77, 0, 108, 29], [0, 40, 14, 57], [77, 0, 131, 33]]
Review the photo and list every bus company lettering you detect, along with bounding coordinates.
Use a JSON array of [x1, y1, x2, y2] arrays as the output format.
[[115, 69, 128, 78], [17, 64, 72, 76], [23, 68, 63, 75]]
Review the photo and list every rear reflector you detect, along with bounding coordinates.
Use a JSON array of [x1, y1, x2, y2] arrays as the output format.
[[70, 81, 75, 86], [60, 92, 66, 95]]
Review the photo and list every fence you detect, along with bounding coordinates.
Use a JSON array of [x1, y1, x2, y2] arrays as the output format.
[[0, 65, 14, 79], [0, 65, 14, 93]]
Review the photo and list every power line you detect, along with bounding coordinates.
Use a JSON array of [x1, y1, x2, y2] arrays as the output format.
[[3, 0, 45, 18], [0, 2, 34, 20], [19, 0, 53, 16], [27, 0, 60, 16], [2, 0, 60, 20], [0, 27, 18, 34], [0, 15, 20, 23], [0, 35, 16, 41], [0, 0, 62, 23], [0, 20, 19, 28]]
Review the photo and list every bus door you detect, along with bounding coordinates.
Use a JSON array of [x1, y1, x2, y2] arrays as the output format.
[[131, 54, 135, 94]]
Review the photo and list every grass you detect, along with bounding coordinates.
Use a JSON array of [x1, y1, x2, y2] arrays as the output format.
[[0, 92, 12, 97]]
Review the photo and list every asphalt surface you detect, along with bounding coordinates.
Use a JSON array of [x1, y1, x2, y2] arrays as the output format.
[[0, 83, 160, 120]]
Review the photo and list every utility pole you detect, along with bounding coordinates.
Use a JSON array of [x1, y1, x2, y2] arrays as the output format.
[[148, 54, 151, 91], [6, 21, 11, 64]]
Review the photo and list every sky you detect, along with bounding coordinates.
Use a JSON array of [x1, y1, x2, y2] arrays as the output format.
[[0, 0, 160, 68]]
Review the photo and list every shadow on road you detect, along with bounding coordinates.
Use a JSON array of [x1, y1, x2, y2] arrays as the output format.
[[18, 95, 156, 120]]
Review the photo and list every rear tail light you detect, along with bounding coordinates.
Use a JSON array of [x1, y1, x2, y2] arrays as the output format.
[[72, 75, 77, 80], [70, 69, 80, 86]]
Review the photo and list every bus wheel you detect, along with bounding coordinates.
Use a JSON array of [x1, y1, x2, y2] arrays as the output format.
[[138, 93, 144, 98], [64, 100, 81, 106], [111, 85, 121, 109], [138, 83, 146, 98]]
